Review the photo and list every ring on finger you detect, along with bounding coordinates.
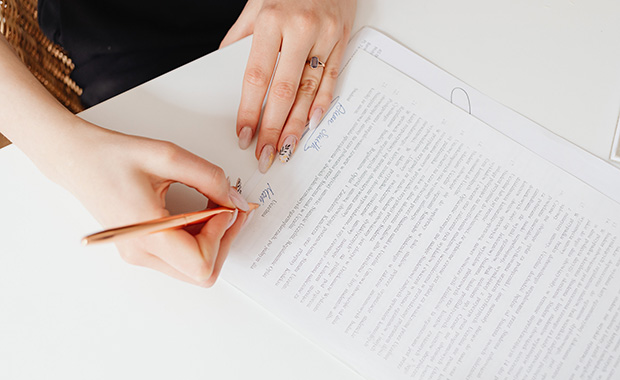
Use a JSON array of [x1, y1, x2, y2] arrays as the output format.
[[307, 56, 326, 69]]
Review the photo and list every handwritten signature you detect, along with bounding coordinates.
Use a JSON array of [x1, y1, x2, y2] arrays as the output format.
[[258, 182, 275, 205], [327, 101, 346, 125], [302, 97, 345, 152], [303, 128, 329, 152]]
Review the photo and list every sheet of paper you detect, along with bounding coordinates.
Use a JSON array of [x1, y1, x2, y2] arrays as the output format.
[[223, 48, 620, 379], [344, 27, 620, 203]]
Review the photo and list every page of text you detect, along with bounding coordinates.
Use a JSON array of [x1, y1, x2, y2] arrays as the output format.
[[224, 50, 620, 380]]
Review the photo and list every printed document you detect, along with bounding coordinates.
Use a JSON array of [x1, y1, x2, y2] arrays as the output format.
[[222, 47, 620, 380]]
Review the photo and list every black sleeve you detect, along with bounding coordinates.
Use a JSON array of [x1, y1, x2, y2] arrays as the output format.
[[38, 0, 247, 108]]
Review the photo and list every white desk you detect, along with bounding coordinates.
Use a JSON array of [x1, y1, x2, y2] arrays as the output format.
[[2, 1, 619, 379]]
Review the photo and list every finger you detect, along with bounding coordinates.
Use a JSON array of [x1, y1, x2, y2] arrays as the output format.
[[236, 23, 282, 150], [118, 231, 210, 283], [309, 38, 348, 124], [219, 1, 259, 48], [277, 52, 333, 163], [194, 211, 235, 280], [149, 142, 248, 211], [124, 249, 209, 287], [140, 229, 214, 282], [255, 36, 314, 172], [203, 210, 251, 287], [220, 22, 253, 49]]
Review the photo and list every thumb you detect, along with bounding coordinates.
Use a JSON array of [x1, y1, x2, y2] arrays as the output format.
[[220, 18, 255, 49], [219, 1, 259, 49], [151, 142, 249, 211]]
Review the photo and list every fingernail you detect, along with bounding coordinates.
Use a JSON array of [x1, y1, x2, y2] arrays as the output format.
[[225, 209, 239, 230], [258, 144, 275, 173], [238, 126, 253, 150], [279, 135, 297, 163], [228, 186, 249, 211], [235, 177, 242, 194], [309, 108, 324, 130], [241, 209, 255, 231]]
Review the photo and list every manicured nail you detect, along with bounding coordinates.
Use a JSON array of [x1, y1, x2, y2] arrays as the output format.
[[309, 108, 324, 130], [234, 177, 242, 194], [228, 186, 249, 211], [241, 209, 255, 231], [258, 144, 275, 173], [225, 209, 239, 230], [238, 126, 253, 150], [279, 135, 297, 163]]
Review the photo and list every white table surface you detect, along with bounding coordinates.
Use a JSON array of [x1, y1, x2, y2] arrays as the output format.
[[2, 1, 619, 379]]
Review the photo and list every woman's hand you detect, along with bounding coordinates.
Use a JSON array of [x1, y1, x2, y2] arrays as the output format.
[[1, 35, 250, 287], [220, 0, 357, 172], [57, 124, 252, 287]]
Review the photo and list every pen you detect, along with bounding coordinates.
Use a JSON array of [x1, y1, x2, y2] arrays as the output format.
[[82, 203, 259, 246]]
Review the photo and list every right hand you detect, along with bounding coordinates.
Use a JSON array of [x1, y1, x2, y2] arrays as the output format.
[[1, 34, 250, 287], [53, 123, 252, 287]]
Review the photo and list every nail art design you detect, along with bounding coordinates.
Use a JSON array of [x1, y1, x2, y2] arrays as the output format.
[[279, 136, 297, 163], [235, 177, 242, 194]]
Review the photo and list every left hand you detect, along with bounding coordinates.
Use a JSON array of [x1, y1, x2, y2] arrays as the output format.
[[220, 0, 357, 173]]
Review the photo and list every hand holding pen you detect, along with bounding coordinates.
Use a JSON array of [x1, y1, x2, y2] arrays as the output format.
[[1, 29, 257, 288], [53, 125, 256, 288]]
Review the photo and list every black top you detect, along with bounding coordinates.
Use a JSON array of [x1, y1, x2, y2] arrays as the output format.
[[38, 0, 247, 107]]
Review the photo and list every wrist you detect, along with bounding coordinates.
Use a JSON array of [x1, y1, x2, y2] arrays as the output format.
[[24, 117, 107, 189]]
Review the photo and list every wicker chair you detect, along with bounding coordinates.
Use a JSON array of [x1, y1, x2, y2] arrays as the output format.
[[0, 0, 83, 148]]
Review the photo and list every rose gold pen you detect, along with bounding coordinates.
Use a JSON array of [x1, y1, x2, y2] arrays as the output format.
[[82, 203, 259, 246]]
